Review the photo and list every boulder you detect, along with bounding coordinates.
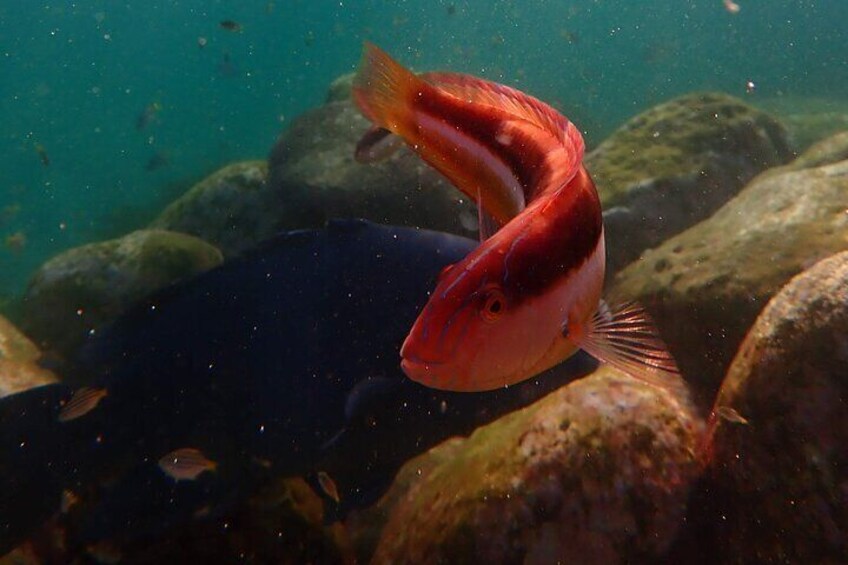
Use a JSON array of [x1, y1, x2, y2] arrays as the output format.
[[587, 92, 793, 272], [611, 155, 848, 404], [326, 72, 355, 103], [370, 366, 702, 564], [21, 230, 223, 362], [780, 129, 848, 172], [267, 99, 478, 238], [705, 251, 848, 562], [151, 161, 277, 257], [0, 314, 56, 397]]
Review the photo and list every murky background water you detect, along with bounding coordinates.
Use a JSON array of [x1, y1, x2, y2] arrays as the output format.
[[2, 0, 846, 305]]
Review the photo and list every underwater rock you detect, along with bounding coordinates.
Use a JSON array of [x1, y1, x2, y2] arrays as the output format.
[[267, 99, 478, 237], [21, 230, 222, 363], [0, 315, 40, 363], [781, 129, 848, 172], [369, 366, 702, 564], [586, 92, 792, 272], [0, 315, 56, 397], [326, 72, 355, 103], [151, 161, 277, 257], [611, 156, 848, 405], [706, 251, 848, 562]]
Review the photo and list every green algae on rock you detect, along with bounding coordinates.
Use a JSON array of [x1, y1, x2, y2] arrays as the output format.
[[706, 251, 848, 562], [586, 92, 792, 272], [21, 230, 223, 364], [370, 366, 702, 564], [267, 98, 478, 238], [610, 155, 848, 405], [151, 161, 276, 257]]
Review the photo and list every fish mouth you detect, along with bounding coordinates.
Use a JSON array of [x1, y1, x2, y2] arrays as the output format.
[[399, 351, 446, 381]]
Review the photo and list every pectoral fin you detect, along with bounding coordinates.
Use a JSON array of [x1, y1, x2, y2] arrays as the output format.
[[574, 301, 689, 402]]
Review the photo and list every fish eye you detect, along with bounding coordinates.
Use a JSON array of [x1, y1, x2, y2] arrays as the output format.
[[480, 288, 506, 323]]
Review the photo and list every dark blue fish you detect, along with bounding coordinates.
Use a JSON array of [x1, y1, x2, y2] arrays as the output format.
[[0, 220, 595, 554]]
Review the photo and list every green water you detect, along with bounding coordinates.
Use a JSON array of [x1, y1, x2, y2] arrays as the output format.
[[1, 0, 846, 305]]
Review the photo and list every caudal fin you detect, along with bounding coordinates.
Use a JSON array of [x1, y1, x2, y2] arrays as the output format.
[[352, 42, 424, 134]]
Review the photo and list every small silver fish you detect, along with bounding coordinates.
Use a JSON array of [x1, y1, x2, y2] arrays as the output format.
[[158, 448, 217, 481], [58, 387, 108, 423], [714, 405, 749, 425], [317, 471, 340, 503]]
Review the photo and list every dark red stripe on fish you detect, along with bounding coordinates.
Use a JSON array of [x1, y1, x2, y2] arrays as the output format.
[[501, 167, 603, 300], [413, 90, 553, 199]]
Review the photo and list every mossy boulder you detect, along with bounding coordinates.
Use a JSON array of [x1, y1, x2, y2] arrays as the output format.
[[326, 72, 355, 103], [587, 92, 793, 272], [0, 314, 56, 397], [705, 251, 848, 562], [267, 97, 478, 238], [610, 155, 848, 405], [370, 366, 702, 564], [151, 161, 277, 257], [781, 129, 848, 172], [21, 230, 223, 362]]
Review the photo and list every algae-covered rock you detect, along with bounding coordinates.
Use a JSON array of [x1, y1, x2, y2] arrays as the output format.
[[0, 314, 56, 397], [587, 92, 792, 272], [371, 367, 702, 564], [267, 99, 478, 237], [326, 72, 355, 103], [151, 161, 276, 257], [783, 129, 848, 171], [706, 251, 848, 562], [611, 157, 848, 405], [21, 230, 223, 361]]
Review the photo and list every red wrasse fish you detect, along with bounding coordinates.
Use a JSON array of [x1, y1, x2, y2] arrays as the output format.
[[353, 43, 686, 397]]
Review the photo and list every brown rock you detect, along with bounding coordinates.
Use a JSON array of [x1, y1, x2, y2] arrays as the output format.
[[587, 92, 793, 272], [371, 366, 702, 564], [151, 161, 277, 257], [706, 251, 848, 562], [0, 314, 57, 398], [611, 157, 848, 404]]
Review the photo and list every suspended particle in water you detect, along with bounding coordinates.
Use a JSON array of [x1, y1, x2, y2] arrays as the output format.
[[745, 80, 756, 94], [723, 0, 740, 14]]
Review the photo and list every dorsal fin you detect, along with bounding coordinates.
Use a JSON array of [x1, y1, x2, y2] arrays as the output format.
[[422, 71, 585, 161]]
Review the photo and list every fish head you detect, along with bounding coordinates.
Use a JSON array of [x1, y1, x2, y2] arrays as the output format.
[[400, 243, 592, 391]]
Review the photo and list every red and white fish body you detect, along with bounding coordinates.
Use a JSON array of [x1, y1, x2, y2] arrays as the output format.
[[353, 43, 684, 396]]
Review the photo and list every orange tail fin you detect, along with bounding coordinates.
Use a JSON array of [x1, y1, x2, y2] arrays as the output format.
[[352, 42, 424, 135]]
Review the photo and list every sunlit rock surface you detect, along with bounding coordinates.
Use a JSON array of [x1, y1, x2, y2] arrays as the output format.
[[21, 230, 222, 364], [0, 315, 56, 398], [705, 251, 848, 562], [611, 152, 848, 403], [151, 161, 276, 258], [587, 92, 792, 272], [363, 366, 701, 564]]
